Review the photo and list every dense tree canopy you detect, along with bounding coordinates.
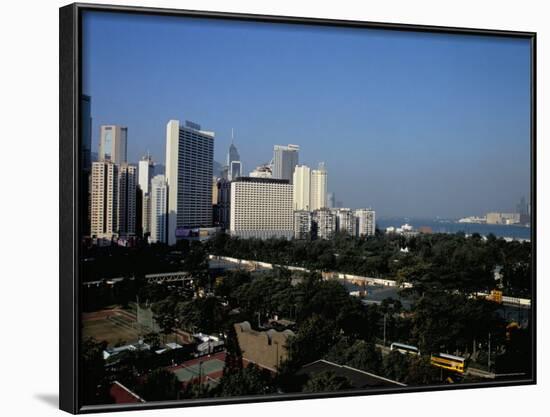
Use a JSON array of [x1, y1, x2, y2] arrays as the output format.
[[138, 369, 180, 401], [81, 230, 532, 401], [208, 232, 531, 297], [303, 371, 352, 393]]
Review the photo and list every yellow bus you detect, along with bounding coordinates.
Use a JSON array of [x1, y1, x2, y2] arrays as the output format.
[[430, 353, 465, 373]]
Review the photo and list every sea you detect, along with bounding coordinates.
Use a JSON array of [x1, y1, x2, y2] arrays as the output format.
[[377, 218, 531, 241]]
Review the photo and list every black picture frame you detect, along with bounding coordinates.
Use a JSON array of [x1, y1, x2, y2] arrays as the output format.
[[59, 3, 537, 414]]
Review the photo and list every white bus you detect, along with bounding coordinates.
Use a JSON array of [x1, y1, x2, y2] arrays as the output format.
[[390, 342, 420, 355]]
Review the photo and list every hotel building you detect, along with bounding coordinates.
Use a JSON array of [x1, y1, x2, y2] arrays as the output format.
[[230, 177, 293, 239]]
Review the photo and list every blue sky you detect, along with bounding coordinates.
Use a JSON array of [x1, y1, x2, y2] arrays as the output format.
[[82, 11, 531, 218]]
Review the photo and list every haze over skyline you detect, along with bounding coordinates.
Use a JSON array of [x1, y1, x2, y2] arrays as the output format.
[[82, 11, 531, 218]]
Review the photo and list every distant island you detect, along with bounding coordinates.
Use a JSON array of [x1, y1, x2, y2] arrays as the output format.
[[458, 211, 530, 227]]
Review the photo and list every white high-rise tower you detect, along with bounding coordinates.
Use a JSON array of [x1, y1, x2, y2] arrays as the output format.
[[165, 120, 214, 245], [90, 161, 118, 240], [293, 165, 311, 211], [150, 175, 168, 243], [138, 153, 155, 235], [311, 162, 328, 210]]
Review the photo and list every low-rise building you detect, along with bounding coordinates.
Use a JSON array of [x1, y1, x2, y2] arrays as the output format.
[[297, 359, 405, 389], [334, 208, 355, 236], [234, 321, 294, 372], [355, 208, 376, 237], [312, 208, 336, 239], [294, 210, 312, 240], [486, 212, 521, 225]]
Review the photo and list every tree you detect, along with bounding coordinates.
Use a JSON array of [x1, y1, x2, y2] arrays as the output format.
[[346, 341, 383, 374], [284, 315, 339, 370], [325, 338, 383, 374], [405, 356, 439, 385], [81, 338, 111, 405], [303, 371, 352, 393], [176, 297, 227, 335], [411, 290, 503, 354], [142, 332, 161, 350], [140, 369, 180, 401], [215, 364, 274, 397], [382, 350, 411, 383], [224, 324, 243, 374], [152, 298, 178, 343], [183, 241, 210, 292]]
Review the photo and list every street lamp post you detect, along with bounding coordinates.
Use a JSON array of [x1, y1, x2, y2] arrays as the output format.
[[488, 332, 491, 371], [383, 313, 387, 346]]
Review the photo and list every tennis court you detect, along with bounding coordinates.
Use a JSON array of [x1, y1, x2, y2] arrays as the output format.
[[82, 309, 140, 346], [172, 359, 225, 382]]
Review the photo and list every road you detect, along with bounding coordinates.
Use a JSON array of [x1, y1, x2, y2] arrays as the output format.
[[375, 343, 496, 379]]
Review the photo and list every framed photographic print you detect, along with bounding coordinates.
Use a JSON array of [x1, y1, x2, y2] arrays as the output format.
[[59, 3, 536, 414]]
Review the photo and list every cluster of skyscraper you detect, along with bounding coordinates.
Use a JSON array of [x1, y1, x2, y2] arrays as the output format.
[[215, 142, 376, 241], [88, 117, 217, 246], [90, 125, 137, 242], [83, 101, 375, 245]]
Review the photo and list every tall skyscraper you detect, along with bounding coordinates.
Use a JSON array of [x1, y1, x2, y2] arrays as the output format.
[[294, 210, 312, 240], [216, 179, 232, 230], [355, 209, 376, 237], [138, 154, 155, 235], [230, 177, 293, 239], [117, 163, 137, 238], [312, 208, 336, 240], [229, 161, 242, 181], [311, 162, 328, 210], [81, 95, 92, 172], [516, 196, 528, 215], [165, 120, 215, 245], [90, 161, 118, 240], [293, 165, 311, 211], [226, 136, 242, 180], [150, 175, 168, 243], [138, 153, 155, 194], [226, 132, 241, 181], [273, 144, 299, 183], [327, 192, 336, 209], [99, 125, 128, 164], [212, 177, 219, 205], [81, 94, 92, 236]]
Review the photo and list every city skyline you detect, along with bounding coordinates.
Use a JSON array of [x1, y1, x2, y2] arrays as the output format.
[[82, 11, 531, 218], [71, 7, 534, 408]]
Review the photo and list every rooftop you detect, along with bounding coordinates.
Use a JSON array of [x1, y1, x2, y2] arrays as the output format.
[[298, 359, 406, 389], [109, 381, 145, 404], [233, 176, 290, 185]]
